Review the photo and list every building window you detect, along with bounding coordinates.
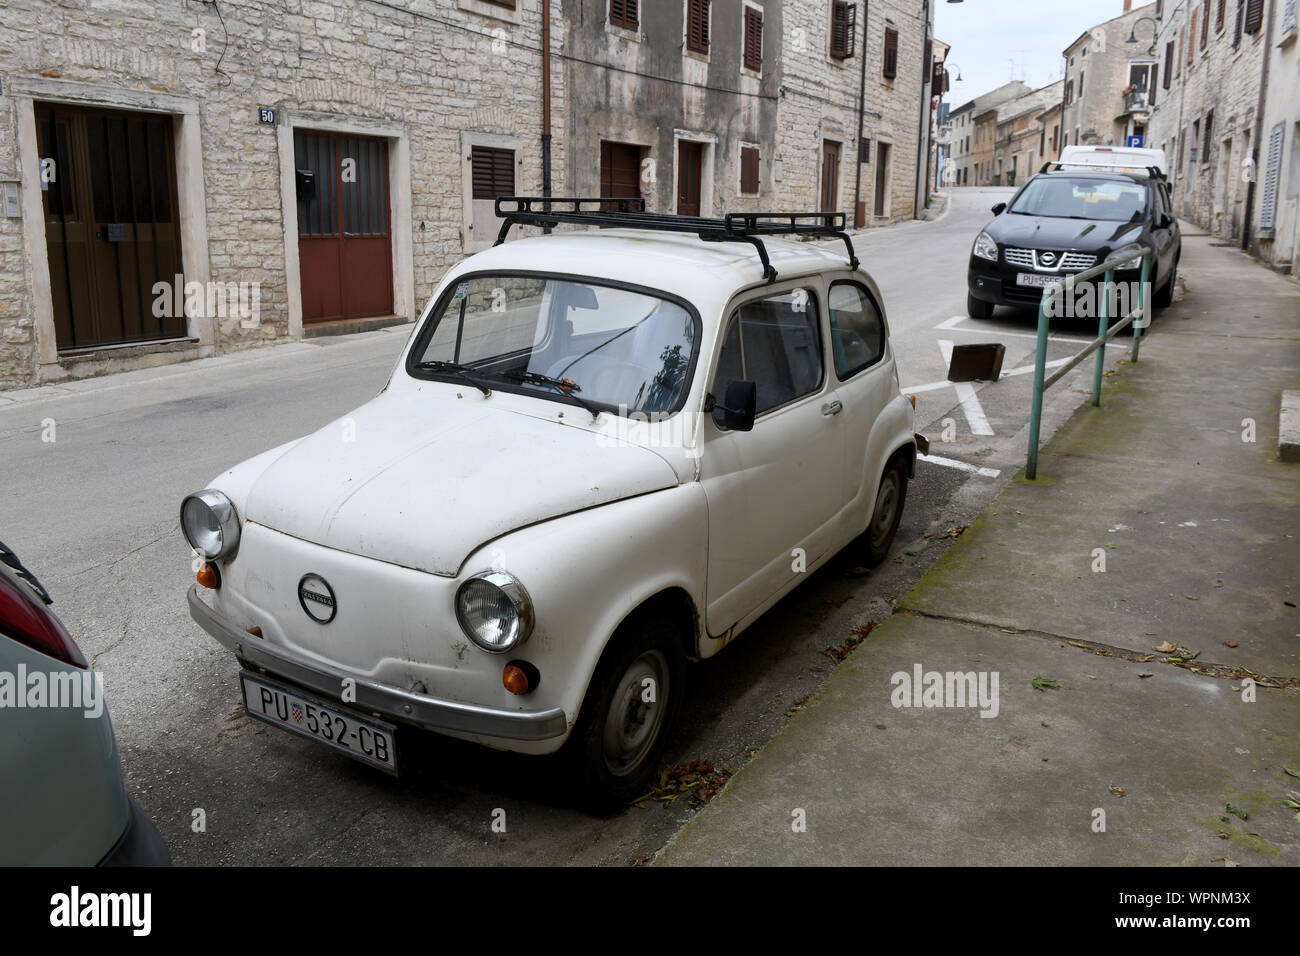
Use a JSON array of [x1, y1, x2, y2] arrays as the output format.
[[1065, 79, 1073, 104], [743, 6, 763, 72], [686, 0, 710, 54], [740, 145, 760, 194], [1163, 42, 1173, 87], [609, 0, 638, 31], [1244, 0, 1264, 33], [471, 146, 515, 200], [883, 27, 898, 78], [1217, 0, 1226, 30], [482, 0, 515, 8], [830, 1, 857, 60], [1201, 0, 1211, 46], [1203, 110, 1214, 160]]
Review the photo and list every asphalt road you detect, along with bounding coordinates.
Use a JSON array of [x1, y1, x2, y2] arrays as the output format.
[[0, 187, 1128, 864]]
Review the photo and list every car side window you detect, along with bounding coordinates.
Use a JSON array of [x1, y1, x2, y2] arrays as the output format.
[[714, 287, 823, 420], [827, 282, 885, 379]]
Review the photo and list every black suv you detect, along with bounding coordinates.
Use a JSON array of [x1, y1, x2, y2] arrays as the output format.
[[967, 166, 1180, 318]]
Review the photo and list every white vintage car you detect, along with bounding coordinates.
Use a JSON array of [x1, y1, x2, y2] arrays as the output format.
[[182, 199, 921, 805]]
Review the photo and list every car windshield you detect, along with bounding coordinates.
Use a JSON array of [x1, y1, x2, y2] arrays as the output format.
[[1009, 177, 1148, 221], [410, 276, 696, 416]]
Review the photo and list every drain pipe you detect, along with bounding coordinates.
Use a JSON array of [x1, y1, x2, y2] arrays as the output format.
[[914, 0, 931, 219], [541, 0, 553, 231], [853, 0, 870, 228]]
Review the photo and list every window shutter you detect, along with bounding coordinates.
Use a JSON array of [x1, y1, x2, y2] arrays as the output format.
[[471, 146, 515, 200], [1244, 0, 1264, 32], [740, 146, 760, 194], [1201, 0, 1211, 45], [1216, 0, 1226, 29], [1163, 41, 1173, 86], [923, 39, 932, 84], [1284, 0, 1299, 34], [744, 8, 763, 71], [883, 27, 898, 79], [831, 2, 856, 59], [1203, 110, 1214, 159], [686, 0, 710, 53], [610, 0, 638, 30], [1259, 122, 1284, 229], [1150, 64, 1157, 104]]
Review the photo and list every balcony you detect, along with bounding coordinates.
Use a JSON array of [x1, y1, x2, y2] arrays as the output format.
[[1120, 89, 1150, 116]]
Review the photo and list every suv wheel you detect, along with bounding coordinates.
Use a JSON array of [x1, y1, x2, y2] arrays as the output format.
[[862, 457, 908, 565], [967, 293, 994, 319], [564, 615, 684, 811], [1153, 255, 1177, 309]]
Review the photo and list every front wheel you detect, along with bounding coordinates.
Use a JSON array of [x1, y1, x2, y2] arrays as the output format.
[[563, 616, 684, 811], [967, 292, 995, 319], [862, 457, 908, 565]]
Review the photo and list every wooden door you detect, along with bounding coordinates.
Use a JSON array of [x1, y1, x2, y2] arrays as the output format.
[[821, 140, 841, 212], [874, 142, 891, 216], [600, 141, 642, 205], [677, 140, 703, 217], [295, 131, 392, 323], [36, 103, 186, 351]]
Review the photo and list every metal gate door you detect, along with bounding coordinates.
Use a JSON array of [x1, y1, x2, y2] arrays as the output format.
[[36, 103, 186, 351], [294, 131, 392, 323]]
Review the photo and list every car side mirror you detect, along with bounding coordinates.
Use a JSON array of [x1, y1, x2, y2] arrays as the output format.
[[1159, 213, 1173, 228], [710, 380, 757, 432], [991, 202, 1006, 215]]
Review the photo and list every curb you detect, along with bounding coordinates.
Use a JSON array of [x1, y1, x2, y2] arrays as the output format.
[[1280, 390, 1300, 462]]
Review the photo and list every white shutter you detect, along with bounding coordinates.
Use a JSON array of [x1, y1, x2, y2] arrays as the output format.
[[1259, 122, 1284, 231], [1283, 0, 1298, 35]]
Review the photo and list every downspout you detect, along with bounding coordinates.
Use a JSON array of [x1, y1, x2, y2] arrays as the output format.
[[914, 0, 930, 219], [541, 0, 553, 232], [1241, 0, 1274, 252], [853, 0, 870, 228]]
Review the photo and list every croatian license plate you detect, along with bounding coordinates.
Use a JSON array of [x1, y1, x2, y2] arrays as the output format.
[[241, 671, 398, 774], [1015, 272, 1058, 288], [1013, 270, 1055, 286]]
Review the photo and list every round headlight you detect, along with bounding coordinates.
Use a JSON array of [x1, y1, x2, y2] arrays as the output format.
[[455, 571, 534, 654], [973, 231, 999, 262], [180, 490, 240, 561]]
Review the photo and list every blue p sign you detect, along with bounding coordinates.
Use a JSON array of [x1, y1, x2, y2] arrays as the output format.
[[1126, 135, 1144, 148]]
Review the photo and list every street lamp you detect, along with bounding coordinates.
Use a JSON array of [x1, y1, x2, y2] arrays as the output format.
[[1126, 16, 1158, 54], [946, 62, 964, 82]]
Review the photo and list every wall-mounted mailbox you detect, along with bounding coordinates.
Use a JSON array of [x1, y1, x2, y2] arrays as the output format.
[[296, 168, 316, 201]]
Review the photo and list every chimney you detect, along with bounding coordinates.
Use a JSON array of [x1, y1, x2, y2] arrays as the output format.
[[1123, 0, 1133, 11]]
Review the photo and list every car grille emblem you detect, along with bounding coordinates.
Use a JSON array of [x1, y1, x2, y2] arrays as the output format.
[[298, 573, 337, 624], [1038, 251, 1057, 265]]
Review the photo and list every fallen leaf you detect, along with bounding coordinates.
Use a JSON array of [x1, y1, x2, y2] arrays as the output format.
[[1031, 676, 1061, 692], [1285, 767, 1300, 779], [1225, 804, 1248, 821], [1153, 641, 1177, 653], [1223, 641, 1238, 648], [1138, 673, 1153, 679], [1109, 785, 1126, 797]]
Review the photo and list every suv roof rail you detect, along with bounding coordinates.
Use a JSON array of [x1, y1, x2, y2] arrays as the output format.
[[492, 196, 860, 283], [1039, 161, 1166, 181]]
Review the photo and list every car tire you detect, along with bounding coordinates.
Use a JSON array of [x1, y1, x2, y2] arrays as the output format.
[[862, 456, 908, 565], [967, 293, 994, 319], [1153, 255, 1177, 309], [562, 614, 684, 812]]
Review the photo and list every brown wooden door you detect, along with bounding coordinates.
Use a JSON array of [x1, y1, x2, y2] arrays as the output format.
[[677, 141, 703, 216], [820, 140, 841, 212], [295, 131, 392, 324], [874, 142, 892, 216], [600, 141, 642, 205], [36, 103, 186, 351]]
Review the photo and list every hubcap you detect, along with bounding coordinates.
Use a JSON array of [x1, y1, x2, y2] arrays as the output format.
[[870, 471, 900, 549], [601, 649, 670, 777]]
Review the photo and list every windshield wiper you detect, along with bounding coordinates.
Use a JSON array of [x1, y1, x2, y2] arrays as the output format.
[[503, 370, 602, 421], [413, 360, 492, 397]]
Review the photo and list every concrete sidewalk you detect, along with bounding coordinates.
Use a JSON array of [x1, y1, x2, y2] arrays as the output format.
[[655, 233, 1300, 866]]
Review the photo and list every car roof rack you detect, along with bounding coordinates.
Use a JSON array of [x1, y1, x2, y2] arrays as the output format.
[[1039, 161, 1166, 181], [493, 196, 859, 283]]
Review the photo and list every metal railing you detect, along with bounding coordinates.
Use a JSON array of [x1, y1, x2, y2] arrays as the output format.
[[1025, 248, 1151, 480]]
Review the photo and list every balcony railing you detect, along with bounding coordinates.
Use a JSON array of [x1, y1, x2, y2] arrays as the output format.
[[1123, 89, 1149, 113]]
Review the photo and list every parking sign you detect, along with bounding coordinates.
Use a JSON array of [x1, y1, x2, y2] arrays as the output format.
[[1126, 135, 1144, 148]]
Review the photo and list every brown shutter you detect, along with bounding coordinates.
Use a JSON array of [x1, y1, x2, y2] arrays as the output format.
[[883, 27, 898, 79], [1244, 0, 1264, 32], [686, 0, 710, 53], [1150, 64, 1157, 104], [923, 39, 932, 84], [471, 146, 515, 200], [740, 146, 760, 194], [830, 2, 856, 59], [1216, 0, 1226, 30], [1201, 0, 1211, 45], [1163, 41, 1173, 86], [744, 8, 763, 71], [610, 0, 638, 30]]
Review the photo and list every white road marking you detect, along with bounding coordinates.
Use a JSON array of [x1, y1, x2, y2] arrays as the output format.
[[939, 340, 994, 436], [918, 453, 1001, 479], [935, 315, 967, 330], [999, 357, 1071, 378], [935, 315, 1091, 345]]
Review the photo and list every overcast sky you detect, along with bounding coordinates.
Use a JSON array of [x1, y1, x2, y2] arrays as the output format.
[[935, 0, 1158, 107]]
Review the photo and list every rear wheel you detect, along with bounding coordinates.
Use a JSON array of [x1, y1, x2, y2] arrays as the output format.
[[563, 615, 684, 811], [967, 293, 995, 319], [1153, 254, 1177, 309], [862, 456, 908, 565]]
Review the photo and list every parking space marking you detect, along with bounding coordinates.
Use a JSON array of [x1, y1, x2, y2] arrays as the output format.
[[939, 340, 994, 436], [935, 315, 1091, 345], [918, 453, 1001, 479]]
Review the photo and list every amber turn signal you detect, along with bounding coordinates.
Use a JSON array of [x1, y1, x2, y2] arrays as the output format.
[[503, 660, 540, 695], [909, 394, 917, 408], [196, 562, 220, 589]]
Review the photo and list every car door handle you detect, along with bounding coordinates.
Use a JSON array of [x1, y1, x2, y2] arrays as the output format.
[[821, 400, 843, 417]]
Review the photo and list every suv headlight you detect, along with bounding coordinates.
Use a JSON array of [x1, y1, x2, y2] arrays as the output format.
[[180, 490, 241, 561], [1112, 244, 1145, 270], [455, 571, 534, 653], [973, 231, 999, 262]]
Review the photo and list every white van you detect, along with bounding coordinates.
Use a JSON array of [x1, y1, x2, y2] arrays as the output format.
[[1058, 145, 1167, 176]]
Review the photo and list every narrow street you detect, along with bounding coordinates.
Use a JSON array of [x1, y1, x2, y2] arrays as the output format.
[[0, 188, 1145, 865]]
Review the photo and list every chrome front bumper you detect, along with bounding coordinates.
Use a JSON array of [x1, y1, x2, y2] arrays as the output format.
[[187, 586, 568, 742]]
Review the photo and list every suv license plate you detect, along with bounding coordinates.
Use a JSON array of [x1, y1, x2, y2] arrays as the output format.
[[1015, 272, 1058, 288], [241, 671, 398, 774]]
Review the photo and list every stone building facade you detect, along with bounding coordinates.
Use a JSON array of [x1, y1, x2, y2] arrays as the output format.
[[945, 80, 1031, 187], [1253, 0, 1299, 274], [1062, 0, 1159, 150], [990, 81, 1063, 187], [0, 0, 942, 390]]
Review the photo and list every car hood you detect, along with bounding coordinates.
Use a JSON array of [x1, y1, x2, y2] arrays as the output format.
[[242, 390, 680, 576], [988, 214, 1141, 251]]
